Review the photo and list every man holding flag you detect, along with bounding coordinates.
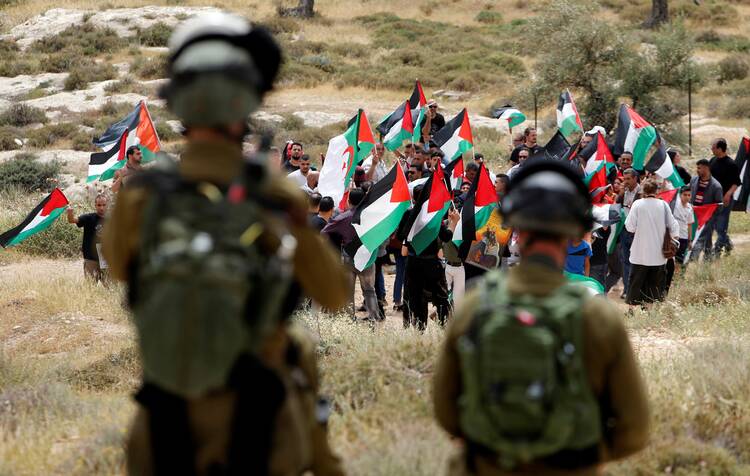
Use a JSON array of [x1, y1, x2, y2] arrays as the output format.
[[112, 146, 143, 193]]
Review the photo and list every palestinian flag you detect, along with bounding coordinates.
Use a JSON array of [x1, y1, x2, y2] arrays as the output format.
[[492, 105, 526, 129], [543, 130, 572, 161], [684, 203, 721, 263], [606, 209, 625, 255], [732, 136, 750, 212], [557, 90, 583, 137], [444, 155, 464, 192], [345, 164, 411, 271], [658, 188, 679, 211], [564, 271, 604, 296], [88, 100, 160, 182], [591, 203, 623, 231], [318, 109, 375, 209], [406, 163, 452, 255], [408, 80, 427, 144], [377, 100, 414, 151], [453, 163, 496, 254], [645, 132, 684, 189], [584, 162, 608, 203], [581, 132, 615, 175], [432, 108, 473, 163], [0, 189, 69, 248], [613, 104, 657, 170]]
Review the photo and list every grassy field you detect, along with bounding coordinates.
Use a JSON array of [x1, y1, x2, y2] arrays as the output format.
[[1, 212, 749, 475]]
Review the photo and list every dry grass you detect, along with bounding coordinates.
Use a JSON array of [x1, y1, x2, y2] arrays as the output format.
[[0, 228, 749, 474]]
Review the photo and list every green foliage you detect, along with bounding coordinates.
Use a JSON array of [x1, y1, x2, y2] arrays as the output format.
[[129, 54, 168, 80], [696, 30, 750, 53], [154, 121, 180, 142], [0, 104, 48, 127], [103, 76, 151, 95], [30, 23, 124, 56], [717, 54, 749, 84], [24, 122, 92, 150], [475, 10, 503, 24], [0, 126, 22, 151], [63, 63, 117, 91], [0, 153, 61, 193], [278, 14, 526, 92], [530, 2, 699, 132], [137, 22, 173, 47]]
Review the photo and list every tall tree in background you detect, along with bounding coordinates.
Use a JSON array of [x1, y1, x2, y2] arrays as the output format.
[[644, 0, 669, 29]]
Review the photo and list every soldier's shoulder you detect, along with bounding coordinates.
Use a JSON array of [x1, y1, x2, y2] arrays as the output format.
[[581, 295, 627, 343], [263, 173, 308, 212]]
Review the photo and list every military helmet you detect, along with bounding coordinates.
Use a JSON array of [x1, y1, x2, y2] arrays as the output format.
[[500, 159, 593, 237], [162, 12, 281, 127]]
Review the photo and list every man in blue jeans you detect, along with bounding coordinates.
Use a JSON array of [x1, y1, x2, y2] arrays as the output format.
[[709, 138, 742, 257]]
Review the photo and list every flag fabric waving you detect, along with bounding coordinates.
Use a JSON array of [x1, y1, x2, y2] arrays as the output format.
[[542, 130, 572, 161], [345, 163, 411, 271], [591, 203, 623, 231], [377, 100, 414, 151], [492, 105, 526, 129], [432, 108, 474, 163], [406, 163, 452, 255], [684, 203, 721, 262], [443, 156, 464, 192], [557, 90, 583, 137], [613, 104, 657, 170], [0, 189, 69, 248], [453, 163, 497, 256], [318, 109, 375, 209], [645, 132, 684, 190], [584, 162, 608, 203], [580, 132, 615, 175], [408, 80, 427, 144], [732, 136, 750, 212], [658, 188, 679, 211], [564, 271, 604, 296], [88, 100, 160, 182]]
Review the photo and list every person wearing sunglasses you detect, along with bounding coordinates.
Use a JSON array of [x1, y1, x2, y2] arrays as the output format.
[[422, 99, 446, 141]]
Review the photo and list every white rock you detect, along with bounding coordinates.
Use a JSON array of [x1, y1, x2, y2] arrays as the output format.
[[22, 79, 164, 117], [292, 111, 348, 128], [3, 7, 223, 50], [433, 90, 471, 101], [0, 73, 68, 102], [252, 111, 285, 123], [692, 124, 748, 138], [0, 149, 90, 167]]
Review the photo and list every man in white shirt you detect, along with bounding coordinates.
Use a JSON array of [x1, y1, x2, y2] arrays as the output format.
[[362, 142, 389, 184], [624, 180, 679, 306], [665, 185, 695, 292], [287, 154, 313, 187]]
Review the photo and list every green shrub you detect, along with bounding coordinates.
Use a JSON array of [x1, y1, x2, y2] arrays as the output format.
[[0, 153, 61, 193], [129, 55, 168, 79], [717, 54, 749, 84], [154, 121, 180, 142], [71, 131, 96, 152], [63, 63, 117, 91], [103, 77, 151, 95], [262, 16, 301, 34], [0, 126, 22, 151], [475, 10, 503, 24], [0, 103, 48, 127], [0, 59, 42, 77], [725, 96, 750, 119], [25, 123, 77, 147], [31, 23, 124, 56], [137, 22, 173, 47]]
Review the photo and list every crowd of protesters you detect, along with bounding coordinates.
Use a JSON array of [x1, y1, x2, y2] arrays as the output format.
[[274, 105, 742, 324], [70, 102, 742, 325]]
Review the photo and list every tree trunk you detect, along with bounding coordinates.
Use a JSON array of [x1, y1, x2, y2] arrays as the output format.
[[644, 0, 669, 29], [278, 0, 315, 18]]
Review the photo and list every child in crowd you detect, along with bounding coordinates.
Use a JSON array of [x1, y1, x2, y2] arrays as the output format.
[[673, 185, 695, 269], [564, 237, 592, 276]]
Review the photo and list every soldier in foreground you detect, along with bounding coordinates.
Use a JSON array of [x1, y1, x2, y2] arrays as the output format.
[[103, 13, 349, 476], [433, 160, 649, 475]]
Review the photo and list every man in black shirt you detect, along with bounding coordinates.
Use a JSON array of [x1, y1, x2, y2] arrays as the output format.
[[310, 196, 334, 232], [523, 127, 544, 156], [283, 141, 304, 172], [709, 138, 742, 255], [66, 194, 108, 281], [422, 100, 446, 142]]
